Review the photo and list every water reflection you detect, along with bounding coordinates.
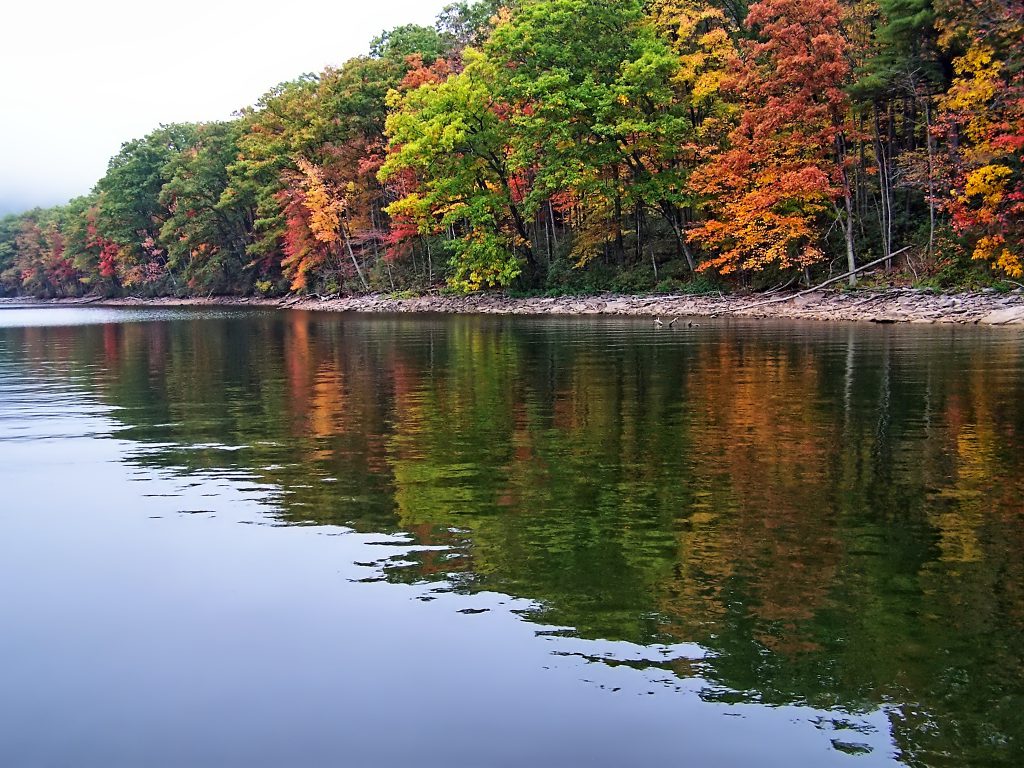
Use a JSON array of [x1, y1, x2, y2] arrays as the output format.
[[1, 307, 1022, 766]]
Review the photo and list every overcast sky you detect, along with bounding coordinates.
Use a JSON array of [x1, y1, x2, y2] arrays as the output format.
[[1, 0, 452, 216]]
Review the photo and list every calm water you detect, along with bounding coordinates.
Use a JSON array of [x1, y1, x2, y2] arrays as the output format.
[[0, 307, 1022, 767]]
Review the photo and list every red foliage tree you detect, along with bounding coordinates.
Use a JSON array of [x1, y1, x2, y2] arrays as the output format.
[[689, 0, 857, 277]]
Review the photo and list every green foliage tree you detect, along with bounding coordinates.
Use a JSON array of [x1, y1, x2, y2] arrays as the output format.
[[159, 122, 257, 294], [371, 24, 447, 63], [381, 48, 536, 290], [95, 123, 199, 291], [0, 215, 22, 294], [489, 0, 738, 271]]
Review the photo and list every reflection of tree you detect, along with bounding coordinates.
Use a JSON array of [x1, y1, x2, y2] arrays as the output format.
[[3, 315, 1023, 766], [681, 337, 842, 656]]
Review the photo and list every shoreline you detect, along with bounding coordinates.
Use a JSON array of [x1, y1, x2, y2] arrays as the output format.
[[3, 288, 1024, 326]]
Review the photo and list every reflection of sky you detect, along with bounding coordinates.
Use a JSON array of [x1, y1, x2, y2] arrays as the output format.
[[0, 305, 257, 328], [0, 310, 901, 766]]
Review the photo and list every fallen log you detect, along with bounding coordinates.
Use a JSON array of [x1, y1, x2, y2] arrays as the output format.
[[725, 248, 912, 314]]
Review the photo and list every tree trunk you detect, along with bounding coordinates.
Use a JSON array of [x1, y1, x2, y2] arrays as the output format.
[[506, 200, 538, 275], [659, 202, 697, 272], [924, 97, 936, 261], [547, 200, 560, 251], [426, 238, 433, 285], [836, 131, 859, 286], [340, 222, 369, 291], [635, 203, 643, 263], [872, 103, 893, 270], [844, 194, 858, 287], [612, 165, 625, 263]]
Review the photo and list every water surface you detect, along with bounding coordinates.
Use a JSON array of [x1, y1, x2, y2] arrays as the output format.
[[1, 307, 1022, 767]]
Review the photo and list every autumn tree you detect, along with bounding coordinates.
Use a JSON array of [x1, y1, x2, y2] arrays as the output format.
[[10, 213, 50, 296], [279, 157, 370, 292], [1, 208, 81, 297], [935, 0, 1024, 277], [689, 0, 859, 281], [59, 195, 120, 295], [228, 76, 323, 271], [311, 57, 420, 290], [647, 0, 739, 267]]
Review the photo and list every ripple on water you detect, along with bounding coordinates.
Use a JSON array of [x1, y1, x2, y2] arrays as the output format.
[[1, 307, 1021, 767]]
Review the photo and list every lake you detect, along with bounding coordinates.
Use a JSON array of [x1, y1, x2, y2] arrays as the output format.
[[0, 306, 1021, 767]]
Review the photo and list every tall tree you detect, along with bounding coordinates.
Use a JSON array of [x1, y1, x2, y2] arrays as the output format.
[[688, 0, 858, 281], [381, 48, 536, 290], [486, 0, 725, 271], [159, 122, 257, 294], [95, 123, 199, 291], [851, 0, 948, 267], [228, 75, 322, 270]]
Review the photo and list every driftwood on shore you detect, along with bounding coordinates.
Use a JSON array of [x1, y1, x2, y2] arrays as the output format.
[[3, 286, 1024, 325], [726, 250, 913, 314]]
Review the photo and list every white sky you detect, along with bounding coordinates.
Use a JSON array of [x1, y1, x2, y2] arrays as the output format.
[[1, 0, 452, 215]]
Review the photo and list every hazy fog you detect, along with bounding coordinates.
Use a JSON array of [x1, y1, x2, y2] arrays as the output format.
[[1, 0, 451, 215]]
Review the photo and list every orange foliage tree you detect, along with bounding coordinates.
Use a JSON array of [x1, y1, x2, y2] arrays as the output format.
[[688, 0, 858, 279], [280, 157, 371, 292]]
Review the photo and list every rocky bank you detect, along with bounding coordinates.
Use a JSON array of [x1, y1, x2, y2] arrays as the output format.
[[4, 288, 1024, 325]]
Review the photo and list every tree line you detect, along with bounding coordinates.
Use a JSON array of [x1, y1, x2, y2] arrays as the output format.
[[1, 0, 1021, 298]]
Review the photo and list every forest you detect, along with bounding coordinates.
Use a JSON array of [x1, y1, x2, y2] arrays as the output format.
[[0, 0, 1021, 298]]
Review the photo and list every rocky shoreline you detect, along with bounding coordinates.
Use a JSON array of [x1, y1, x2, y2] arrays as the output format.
[[4, 288, 1024, 325]]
